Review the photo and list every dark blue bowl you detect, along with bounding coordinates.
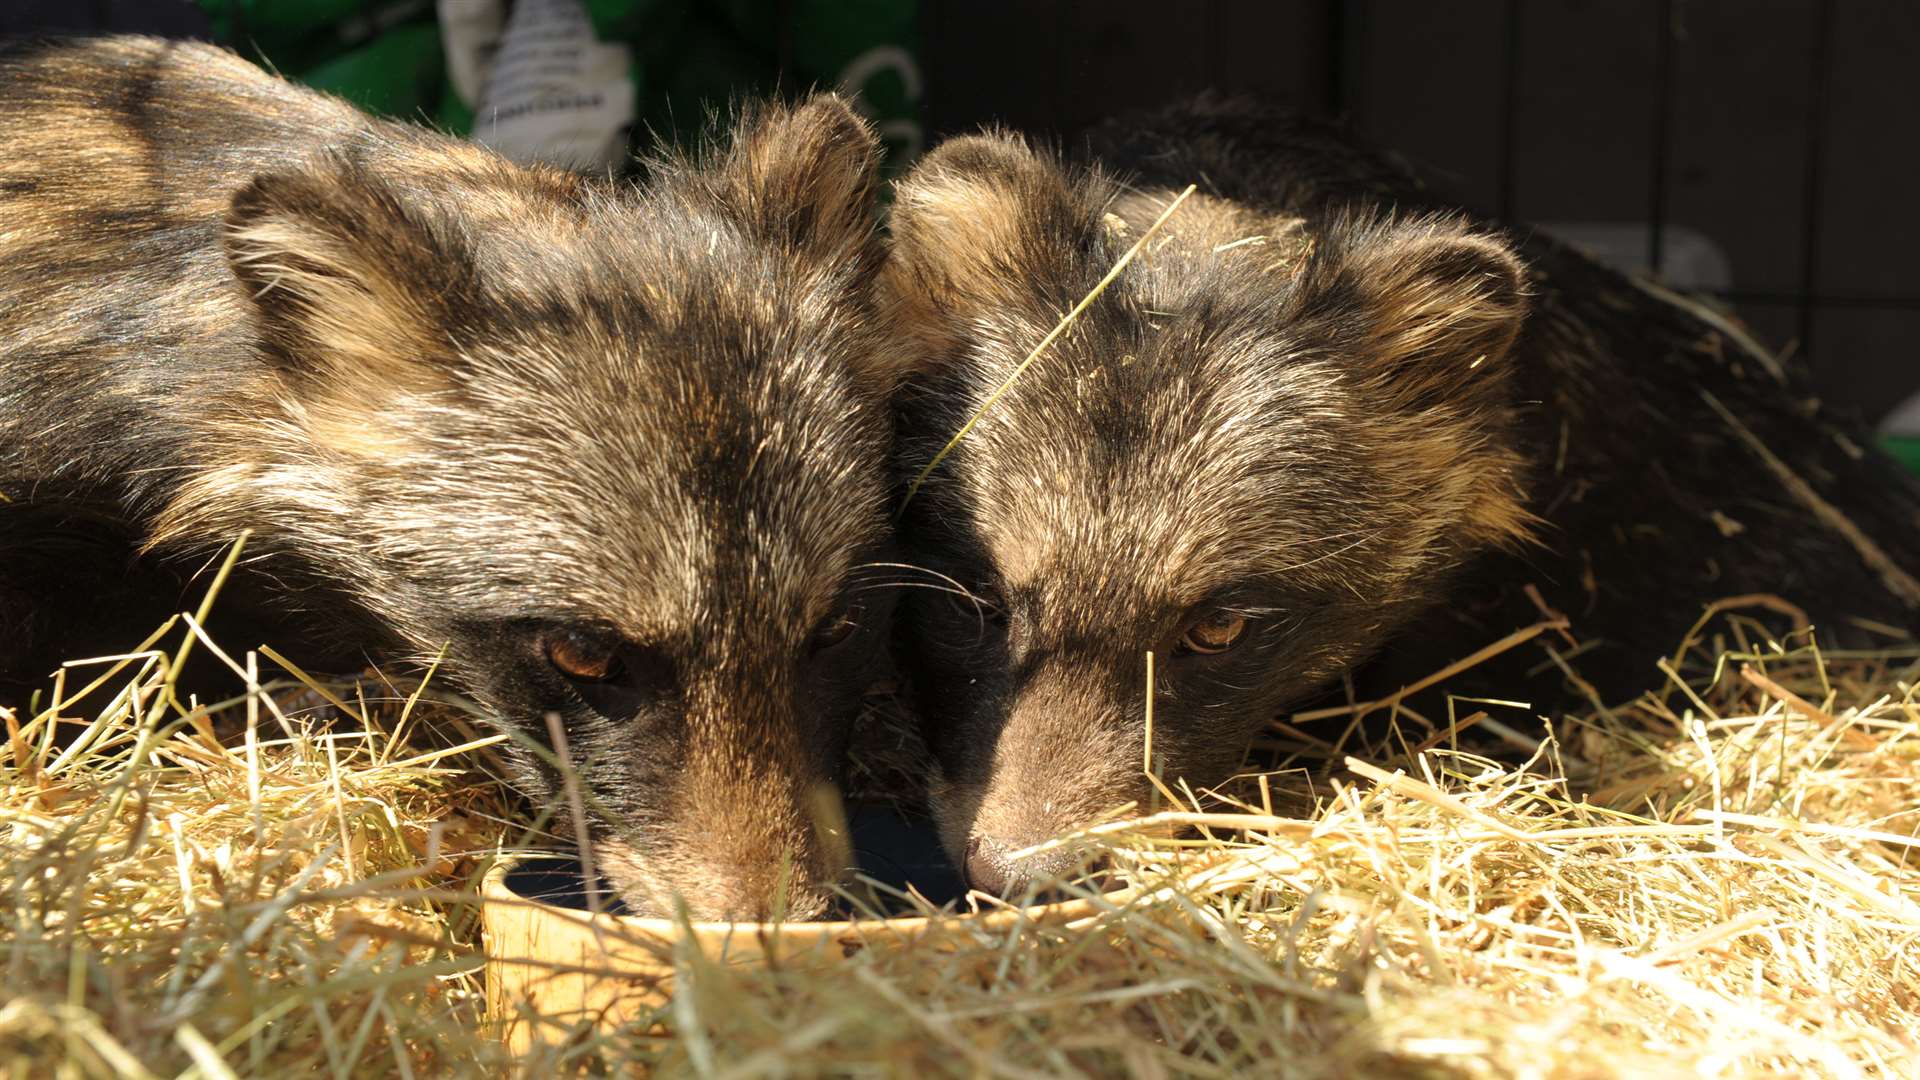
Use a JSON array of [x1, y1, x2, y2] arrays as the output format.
[[502, 806, 964, 916]]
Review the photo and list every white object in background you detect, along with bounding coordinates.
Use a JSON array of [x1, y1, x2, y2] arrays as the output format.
[[1880, 391, 1920, 439], [437, 0, 634, 171], [1536, 223, 1735, 295], [438, 0, 506, 109]]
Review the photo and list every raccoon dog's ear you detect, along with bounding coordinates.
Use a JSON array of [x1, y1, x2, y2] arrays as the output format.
[[224, 161, 475, 399], [883, 132, 1108, 358], [1291, 214, 1535, 549], [714, 94, 882, 265], [1291, 214, 1530, 414]]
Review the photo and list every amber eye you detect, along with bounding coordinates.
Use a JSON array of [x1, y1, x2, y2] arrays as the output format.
[[1178, 610, 1248, 655], [811, 601, 863, 651], [545, 629, 621, 682]]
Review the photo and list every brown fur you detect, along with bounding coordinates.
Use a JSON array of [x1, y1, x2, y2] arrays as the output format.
[[0, 37, 902, 920], [885, 102, 1920, 894]]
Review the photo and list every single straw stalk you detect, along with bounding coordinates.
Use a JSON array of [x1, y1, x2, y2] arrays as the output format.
[[900, 184, 1197, 510]]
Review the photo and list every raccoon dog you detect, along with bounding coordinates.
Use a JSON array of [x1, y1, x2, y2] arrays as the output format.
[[884, 99, 1920, 894], [0, 37, 904, 919]]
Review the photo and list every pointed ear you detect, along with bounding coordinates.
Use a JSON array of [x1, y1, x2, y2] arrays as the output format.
[[883, 132, 1109, 356], [1292, 215, 1529, 411], [713, 94, 882, 263], [225, 163, 473, 399]]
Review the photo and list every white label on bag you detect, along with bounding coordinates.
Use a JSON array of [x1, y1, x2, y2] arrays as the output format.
[[443, 0, 634, 171]]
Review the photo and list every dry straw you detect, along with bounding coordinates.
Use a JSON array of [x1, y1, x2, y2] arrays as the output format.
[[3, 577, 1918, 1074]]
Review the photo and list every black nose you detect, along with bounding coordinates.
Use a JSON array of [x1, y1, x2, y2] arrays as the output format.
[[963, 836, 1097, 898]]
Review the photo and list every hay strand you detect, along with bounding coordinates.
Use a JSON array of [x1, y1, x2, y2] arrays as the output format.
[[899, 184, 1198, 511]]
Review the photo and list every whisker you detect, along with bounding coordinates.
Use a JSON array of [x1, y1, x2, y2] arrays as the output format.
[[1271, 531, 1380, 575], [852, 561, 979, 599], [853, 580, 986, 602]]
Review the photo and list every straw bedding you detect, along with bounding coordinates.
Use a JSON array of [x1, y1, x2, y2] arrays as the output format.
[[3, 595, 1916, 1077]]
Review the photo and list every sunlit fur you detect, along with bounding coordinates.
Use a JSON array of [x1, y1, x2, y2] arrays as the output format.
[[0, 37, 903, 919], [885, 97, 1920, 893]]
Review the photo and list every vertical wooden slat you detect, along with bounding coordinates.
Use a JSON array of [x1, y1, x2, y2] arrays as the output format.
[[1052, 0, 1211, 136], [1813, 1, 1920, 299], [1663, 0, 1821, 298], [1344, 0, 1510, 215], [922, 0, 1066, 137], [1508, 0, 1662, 225]]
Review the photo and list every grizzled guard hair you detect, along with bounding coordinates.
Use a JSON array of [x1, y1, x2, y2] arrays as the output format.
[[0, 37, 906, 920], [884, 99, 1920, 896]]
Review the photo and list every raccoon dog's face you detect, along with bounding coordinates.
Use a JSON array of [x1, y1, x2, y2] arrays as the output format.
[[159, 97, 898, 919], [884, 134, 1533, 894]]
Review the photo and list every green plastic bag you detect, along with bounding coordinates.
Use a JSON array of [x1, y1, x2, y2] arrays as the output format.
[[197, 1, 450, 118], [1883, 438, 1920, 477]]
